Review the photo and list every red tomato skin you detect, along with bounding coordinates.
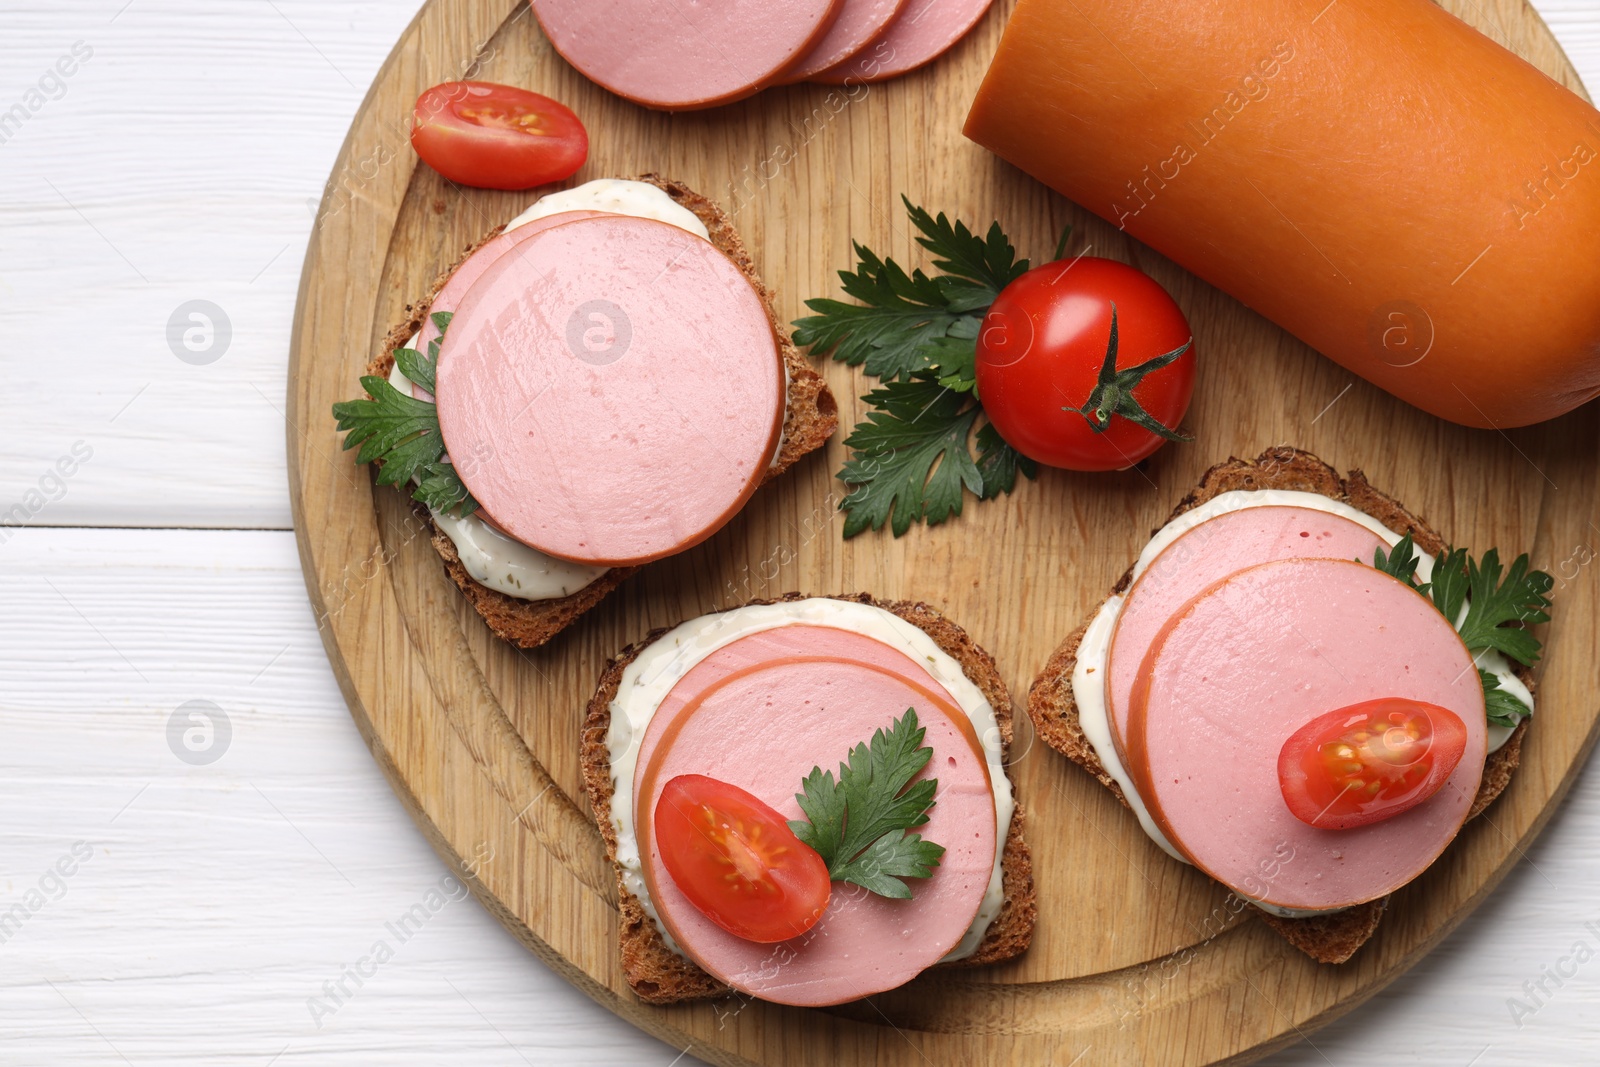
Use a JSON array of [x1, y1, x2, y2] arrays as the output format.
[[974, 258, 1195, 472], [654, 775, 831, 944], [411, 81, 588, 191], [1277, 698, 1469, 830]]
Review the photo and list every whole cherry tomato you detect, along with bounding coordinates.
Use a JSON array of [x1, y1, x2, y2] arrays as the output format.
[[975, 258, 1195, 472]]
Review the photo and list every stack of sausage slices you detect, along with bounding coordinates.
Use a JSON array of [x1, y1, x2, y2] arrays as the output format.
[[1030, 449, 1546, 962], [529, 0, 998, 110]]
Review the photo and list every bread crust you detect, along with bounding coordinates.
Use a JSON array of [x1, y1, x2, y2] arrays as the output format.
[[580, 593, 1036, 1004], [1025, 447, 1536, 964], [362, 176, 838, 649]]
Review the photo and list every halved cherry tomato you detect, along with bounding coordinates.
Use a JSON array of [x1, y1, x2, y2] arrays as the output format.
[[975, 258, 1195, 472], [654, 775, 831, 944], [1277, 698, 1469, 830], [411, 81, 588, 191]]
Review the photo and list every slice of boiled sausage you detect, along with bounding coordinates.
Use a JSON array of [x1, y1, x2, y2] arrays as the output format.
[[531, 0, 845, 111], [1126, 558, 1487, 911], [635, 652, 996, 1006], [811, 0, 994, 84], [435, 214, 784, 566], [1106, 506, 1388, 762], [782, 0, 909, 82]]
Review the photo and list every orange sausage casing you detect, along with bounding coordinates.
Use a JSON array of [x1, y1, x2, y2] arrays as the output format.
[[964, 0, 1600, 428]]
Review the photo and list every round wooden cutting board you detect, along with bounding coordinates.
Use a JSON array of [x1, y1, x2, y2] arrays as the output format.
[[287, 2, 1600, 1063]]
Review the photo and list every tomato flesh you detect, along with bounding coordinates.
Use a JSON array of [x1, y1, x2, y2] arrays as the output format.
[[654, 775, 831, 944], [974, 257, 1195, 472], [411, 81, 588, 191], [1277, 698, 1468, 830]]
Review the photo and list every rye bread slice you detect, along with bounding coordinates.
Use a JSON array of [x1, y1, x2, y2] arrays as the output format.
[[580, 593, 1037, 1005], [1026, 447, 1534, 964], [363, 175, 839, 649]]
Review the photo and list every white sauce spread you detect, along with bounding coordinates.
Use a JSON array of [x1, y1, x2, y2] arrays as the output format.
[[606, 598, 1016, 962], [389, 179, 740, 601], [504, 178, 711, 237], [1070, 489, 1535, 919]]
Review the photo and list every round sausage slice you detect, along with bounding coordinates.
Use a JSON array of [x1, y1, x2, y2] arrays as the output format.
[[1105, 506, 1388, 762], [635, 652, 997, 1006], [811, 0, 994, 84], [782, 0, 909, 83], [435, 214, 784, 566], [1126, 558, 1487, 911], [531, 0, 845, 111]]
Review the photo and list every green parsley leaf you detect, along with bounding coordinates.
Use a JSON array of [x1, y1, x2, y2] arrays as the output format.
[[332, 314, 479, 517], [427, 311, 452, 356], [394, 347, 438, 398], [333, 375, 448, 488], [789, 708, 946, 899], [791, 199, 1032, 382], [827, 830, 946, 900], [1428, 546, 1471, 628], [1454, 548, 1553, 665], [903, 195, 1030, 311], [975, 422, 1037, 499], [1373, 537, 1551, 663], [414, 461, 478, 517], [837, 373, 1037, 537], [1480, 669, 1530, 729], [838, 376, 983, 538], [924, 332, 979, 394], [1372, 533, 1428, 592], [792, 245, 969, 381]]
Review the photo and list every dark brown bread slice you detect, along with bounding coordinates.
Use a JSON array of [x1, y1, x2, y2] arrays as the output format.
[[580, 593, 1037, 1004], [363, 175, 839, 649], [1026, 447, 1535, 964]]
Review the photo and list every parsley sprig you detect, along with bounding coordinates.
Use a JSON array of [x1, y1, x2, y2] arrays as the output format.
[[1370, 533, 1552, 727], [332, 312, 478, 517], [793, 198, 1040, 537], [793, 198, 1029, 381], [789, 708, 946, 899]]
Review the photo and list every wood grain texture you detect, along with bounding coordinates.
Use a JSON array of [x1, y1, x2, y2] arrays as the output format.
[[271, 1, 1600, 1065]]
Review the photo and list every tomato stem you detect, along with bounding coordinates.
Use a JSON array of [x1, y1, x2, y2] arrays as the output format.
[[1063, 303, 1194, 443]]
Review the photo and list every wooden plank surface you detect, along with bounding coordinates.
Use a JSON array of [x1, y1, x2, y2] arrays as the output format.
[[2, 1, 1600, 1064], [286, 1, 1600, 1064]]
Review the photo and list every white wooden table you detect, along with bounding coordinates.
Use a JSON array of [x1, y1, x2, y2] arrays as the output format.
[[3, 2, 1597, 1063]]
